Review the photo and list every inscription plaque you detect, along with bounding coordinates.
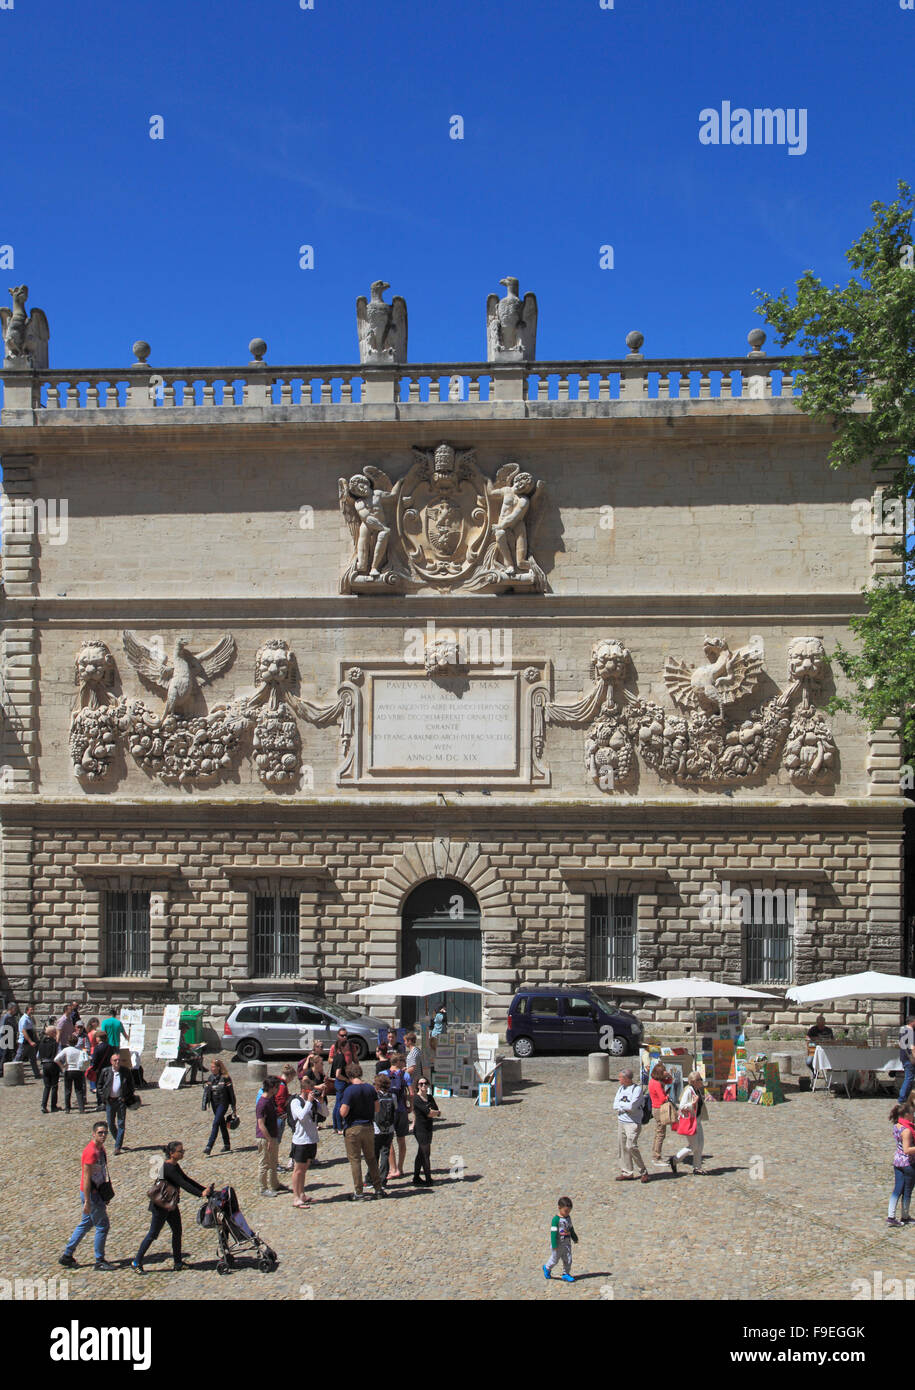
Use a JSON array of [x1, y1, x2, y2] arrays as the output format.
[[371, 676, 517, 774]]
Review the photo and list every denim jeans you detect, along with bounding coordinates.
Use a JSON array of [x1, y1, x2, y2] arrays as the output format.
[[41, 1062, 60, 1111], [15, 1040, 40, 1079], [333, 1083, 346, 1132], [106, 1099, 127, 1150], [206, 1103, 230, 1151], [899, 1062, 915, 1103], [64, 1072, 86, 1112], [65, 1190, 109, 1261], [891, 1164, 915, 1216]]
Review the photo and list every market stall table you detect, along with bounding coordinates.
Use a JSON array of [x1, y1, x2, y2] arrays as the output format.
[[811, 1044, 902, 1098]]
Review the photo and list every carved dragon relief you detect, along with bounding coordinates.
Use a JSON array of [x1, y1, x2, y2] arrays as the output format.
[[546, 636, 838, 792]]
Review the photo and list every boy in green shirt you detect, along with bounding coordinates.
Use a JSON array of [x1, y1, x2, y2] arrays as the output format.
[[543, 1196, 578, 1282]]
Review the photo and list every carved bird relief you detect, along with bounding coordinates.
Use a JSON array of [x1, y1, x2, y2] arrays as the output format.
[[663, 635, 764, 718], [356, 280, 408, 363], [0, 285, 50, 368], [486, 276, 537, 360], [121, 632, 236, 716]]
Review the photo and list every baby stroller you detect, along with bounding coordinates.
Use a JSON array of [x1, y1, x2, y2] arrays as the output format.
[[198, 1185, 278, 1276]]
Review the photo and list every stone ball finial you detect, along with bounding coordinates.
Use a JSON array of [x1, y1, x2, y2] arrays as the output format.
[[747, 328, 767, 357], [132, 340, 151, 364], [248, 337, 267, 363], [625, 330, 645, 358]]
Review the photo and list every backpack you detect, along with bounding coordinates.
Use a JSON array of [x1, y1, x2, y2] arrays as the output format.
[[376, 1094, 397, 1135], [640, 1090, 652, 1126]]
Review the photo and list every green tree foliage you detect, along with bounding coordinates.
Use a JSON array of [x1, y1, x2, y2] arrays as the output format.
[[757, 181, 915, 762]]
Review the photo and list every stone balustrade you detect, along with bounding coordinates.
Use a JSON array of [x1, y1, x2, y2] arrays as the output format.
[[0, 355, 805, 416]]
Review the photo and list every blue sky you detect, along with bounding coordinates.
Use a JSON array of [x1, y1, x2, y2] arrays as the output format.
[[2, 0, 913, 367]]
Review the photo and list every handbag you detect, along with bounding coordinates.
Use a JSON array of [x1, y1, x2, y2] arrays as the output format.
[[147, 1177, 179, 1211], [227, 1113, 240, 1131], [659, 1100, 677, 1126], [94, 1179, 115, 1203], [673, 1111, 698, 1136]]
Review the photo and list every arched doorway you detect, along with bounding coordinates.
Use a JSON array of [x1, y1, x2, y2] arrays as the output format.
[[401, 878, 482, 1026]]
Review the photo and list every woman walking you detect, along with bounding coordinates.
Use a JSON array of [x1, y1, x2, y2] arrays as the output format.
[[888, 1097, 915, 1227], [410, 1077, 441, 1186], [649, 1061, 676, 1166], [670, 1071, 707, 1176], [132, 1141, 213, 1274], [202, 1058, 237, 1156]]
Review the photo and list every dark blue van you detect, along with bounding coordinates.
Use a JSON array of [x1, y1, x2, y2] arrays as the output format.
[[506, 988, 642, 1058]]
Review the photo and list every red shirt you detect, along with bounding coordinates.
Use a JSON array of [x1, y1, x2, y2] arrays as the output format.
[[648, 1079, 669, 1108], [80, 1139, 107, 1193]]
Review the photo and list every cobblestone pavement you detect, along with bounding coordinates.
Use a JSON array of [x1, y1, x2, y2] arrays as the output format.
[[2, 1055, 913, 1302]]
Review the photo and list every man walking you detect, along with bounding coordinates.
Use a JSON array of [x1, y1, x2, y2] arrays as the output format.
[[15, 1003, 40, 1079], [97, 1050, 136, 1154], [613, 1067, 650, 1183], [59, 1119, 114, 1272], [339, 1062, 385, 1200]]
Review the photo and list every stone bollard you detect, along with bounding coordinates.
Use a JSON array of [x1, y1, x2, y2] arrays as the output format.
[[247, 1059, 268, 1084], [2, 1062, 25, 1086], [587, 1051, 610, 1083], [772, 1052, 794, 1078]]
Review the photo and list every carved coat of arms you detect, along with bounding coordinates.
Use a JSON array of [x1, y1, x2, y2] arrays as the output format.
[[338, 441, 546, 594]]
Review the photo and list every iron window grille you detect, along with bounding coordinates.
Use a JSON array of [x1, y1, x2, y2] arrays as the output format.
[[252, 892, 300, 978], [589, 894, 636, 981], [105, 890, 151, 976]]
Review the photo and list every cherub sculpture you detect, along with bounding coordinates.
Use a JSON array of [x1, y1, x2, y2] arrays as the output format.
[[487, 464, 543, 577], [1, 285, 49, 368], [356, 280, 407, 363], [338, 466, 402, 579]]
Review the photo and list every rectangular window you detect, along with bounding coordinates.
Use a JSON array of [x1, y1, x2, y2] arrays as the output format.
[[589, 894, 636, 982], [105, 890, 151, 976], [744, 907, 794, 985], [252, 892, 300, 978]]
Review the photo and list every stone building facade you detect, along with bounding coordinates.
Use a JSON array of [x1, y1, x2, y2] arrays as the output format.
[[0, 289, 906, 1031]]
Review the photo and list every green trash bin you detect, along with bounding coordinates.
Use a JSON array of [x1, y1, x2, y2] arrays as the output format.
[[180, 1008, 204, 1046]]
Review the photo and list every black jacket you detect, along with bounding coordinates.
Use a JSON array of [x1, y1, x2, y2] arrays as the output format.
[[201, 1074, 236, 1112], [147, 1160, 205, 1215], [97, 1065, 136, 1106]]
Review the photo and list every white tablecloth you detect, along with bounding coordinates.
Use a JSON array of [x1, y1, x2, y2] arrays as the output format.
[[813, 1045, 901, 1073]]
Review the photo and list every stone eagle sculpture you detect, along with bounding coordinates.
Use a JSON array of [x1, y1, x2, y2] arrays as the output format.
[[0, 285, 50, 368], [121, 631, 236, 716], [663, 635, 765, 718], [356, 280, 407, 363], [486, 276, 537, 361]]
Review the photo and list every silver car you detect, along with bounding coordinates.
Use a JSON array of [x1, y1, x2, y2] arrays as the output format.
[[222, 992, 389, 1061]]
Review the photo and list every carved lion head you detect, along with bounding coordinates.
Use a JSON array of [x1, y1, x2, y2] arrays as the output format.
[[787, 636, 827, 688], [75, 641, 115, 690], [255, 639, 293, 687], [591, 639, 631, 685]]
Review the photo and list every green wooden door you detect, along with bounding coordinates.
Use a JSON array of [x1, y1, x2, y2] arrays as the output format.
[[402, 878, 482, 1026]]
